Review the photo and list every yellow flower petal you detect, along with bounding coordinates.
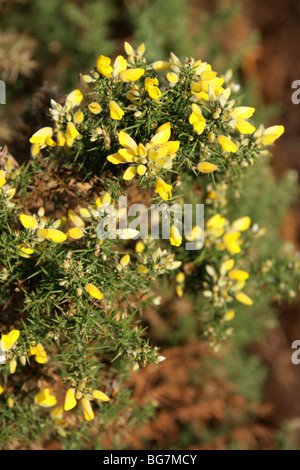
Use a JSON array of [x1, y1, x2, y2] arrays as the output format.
[[0, 329, 20, 352], [34, 344, 48, 364], [85, 283, 103, 300], [121, 68, 145, 82], [220, 258, 235, 274], [68, 210, 85, 228], [150, 125, 171, 147], [235, 292, 253, 306], [230, 107, 255, 119], [235, 119, 256, 135], [120, 254, 130, 266], [29, 127, 53, 145], [56, 131, 66, 146], [231, 216, 251, 232], [152, 61, 171, 71], [113, 55, 127, 76], [135, 241, 145, 253], [97, 55, 112, 78], [109, 101, 124, 120], [81, 397, 95, 421], [66, 89, 83, 107], [20, 214, 38, 230], [170, 226, 182, 247], [260, 125, 285, 145], [118, 131, 137, 152], [123, 166, 137, 181], [197, 162, 218, 173], [223, 232, 241, 254], [88, 102, 102, 114], [137, 164, 146, 175], [64, 388, 77, 411], [217, 135, 238, 153], [46, 229, 67, 243], [92, 389, 110, 401], [9, 359, 17, 374], [73, 111, 84, 124], [34, 388, 57, 408], [0, 170, 6, 188], [224, 310, 235, 321], [154, 178, 172, 201], [66, 122, 80, 140], [67, 227, 84, 239], [166, 72, 179, 83], [228, 270, 249, 281]]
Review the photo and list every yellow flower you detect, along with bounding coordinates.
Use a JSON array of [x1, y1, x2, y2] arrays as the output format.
[[197, 162, 218, 173], [18, 245, 34, 258], [207, 214, 226, 235], [235, 292, 253, 306], [30, 343, 48, 364], [170, 226, 182, 247], [135, 241, 145, 253], [73, 110, 84, 124], [97, 55, 113, 78], [137, 265, 148, 274], [81, 397, 95, 421], [64, 387, 110, 421], [230, 107, 255, 119], [85, 283, 103, 300], [121, 68, 145, 82], [189, 104, 206, 135], [191, 67, 224, 100], [258, 125, 285, 145], [220, 258, 235, 275], [67, 227, 84, 239], [176, 272, 185, 284], [44, 229, 67, 243], [7, 397, 14, 408], [107, 123, 179, 182], [68, 209, 85, 228], [228, 270, 249, 281], [154, 178, 172, 201], [20, 213, 38, 230], [166, 72, 179, 84], [92, 389, 110, 401], [109, 101, 124, 120], [223, 232, 241, 254], [88, 102, 102, 114], [152, 61, 170, 71], [0, 170, 6, 188], [34, 388, 57, 407], [145, 77, 161, 102], [0, 329, 20, 352], [29, 127, 56, 149], [231, 216, 251, 232], [66, 122, 80, 140], [56, 131, 66, 146], [217, 135, 238, 153], [120, 254, 130, 267], [64, 388, 77, 411], [9, 358, 17, 374], [65, 89, 83, 107], [235, 119, 256, 135], [112, 55, 127, 77], [224, 310, 235, 321]]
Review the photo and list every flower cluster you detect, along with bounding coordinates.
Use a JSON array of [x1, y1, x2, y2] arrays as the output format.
[[0, 41, 295, 446]]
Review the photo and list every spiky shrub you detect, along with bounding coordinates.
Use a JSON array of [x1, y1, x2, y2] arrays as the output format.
[[0, 41, 299, 449]]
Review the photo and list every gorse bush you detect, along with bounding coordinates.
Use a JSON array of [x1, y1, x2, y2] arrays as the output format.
[[0, 41, 299, 449]]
